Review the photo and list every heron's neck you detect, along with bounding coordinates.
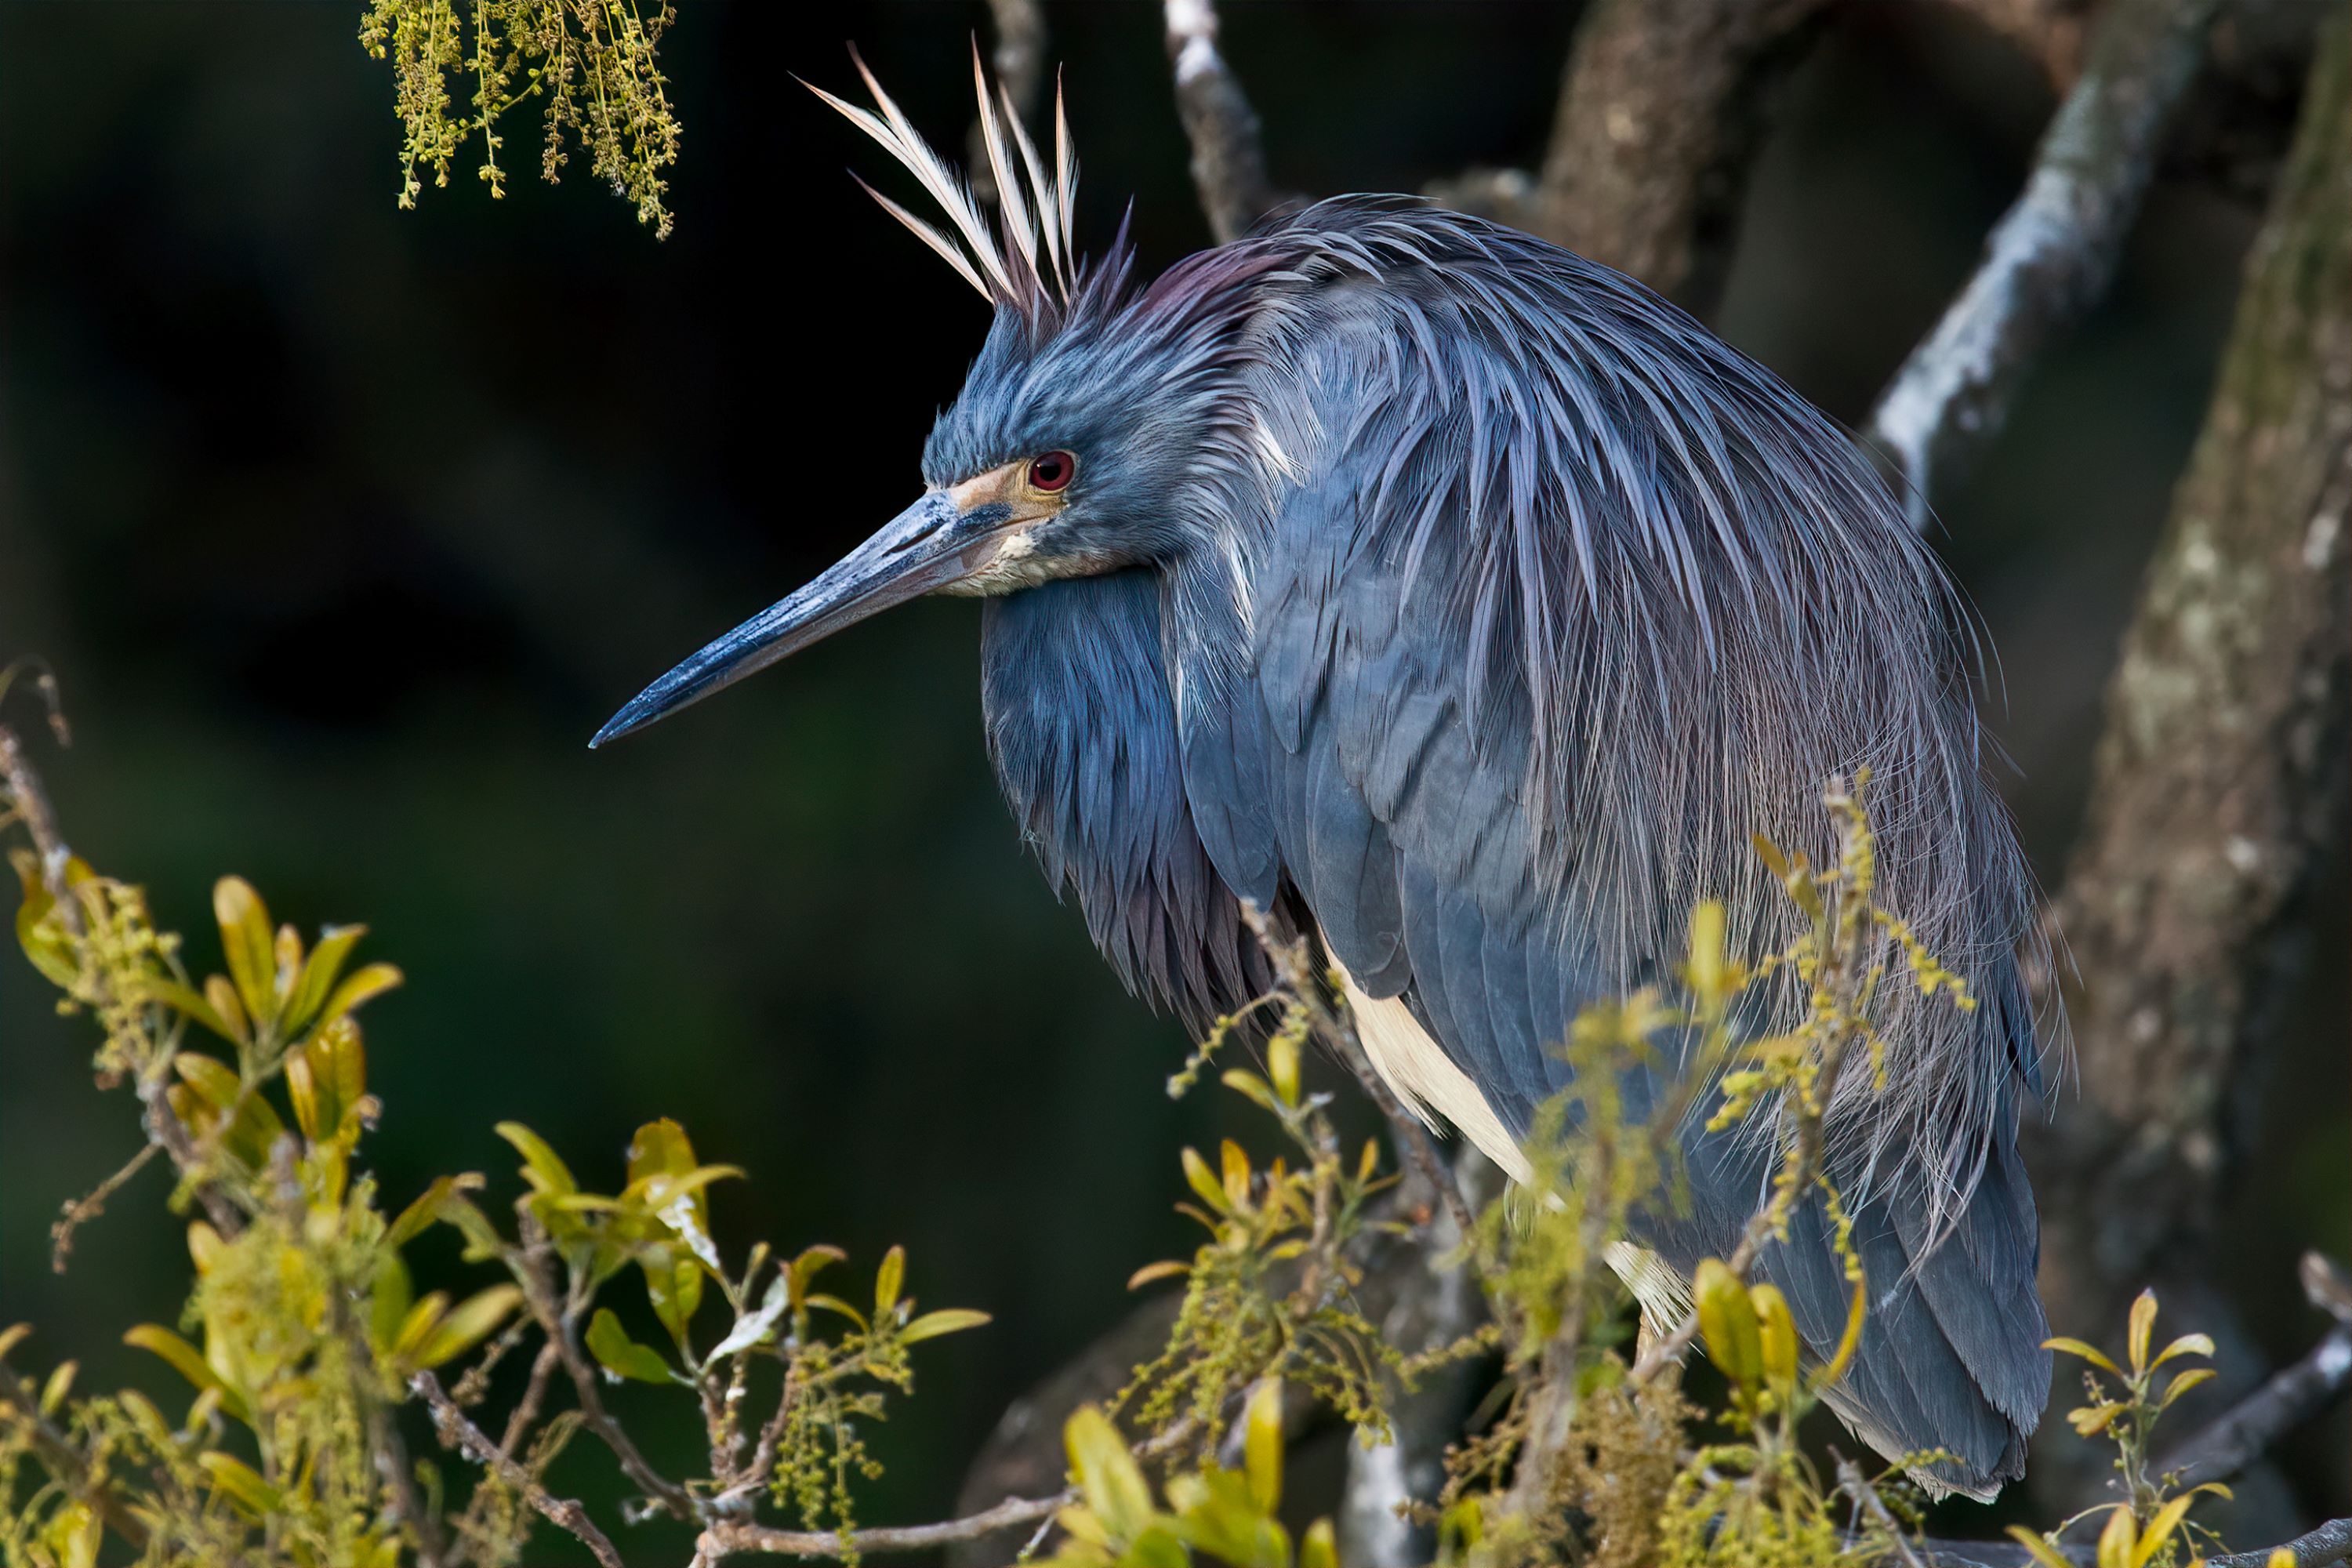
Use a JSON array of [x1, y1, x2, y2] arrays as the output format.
[[978, 570, 1262, 1031]]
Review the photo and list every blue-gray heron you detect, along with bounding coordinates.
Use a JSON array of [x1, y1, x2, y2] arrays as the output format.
[[594, 58, 2050, 1497]]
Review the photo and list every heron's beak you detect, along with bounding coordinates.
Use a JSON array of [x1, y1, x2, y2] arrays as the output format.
[[590, 490, 1004, 747]]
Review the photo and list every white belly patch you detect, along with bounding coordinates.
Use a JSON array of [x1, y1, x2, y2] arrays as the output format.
[[1328, 950, 1693, 1332]]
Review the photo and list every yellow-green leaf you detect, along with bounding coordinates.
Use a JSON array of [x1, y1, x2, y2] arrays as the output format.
[[39, 1501, 99, 1568], [2127, 1289, 2159, 1375], [370, 1250, 415, 1355], [213, 877, 277, 1026], [199, 1451, 282, 1518], [2043, 1336, 2121, 1375], [2132, 1494, 2200, 1568], [387, 1173, 486, 1249], [1267, 1030, 1300, 1108], [804, 1294, 868, 1329], [1301, 1518, 1337, 1568], [2154, 1332, 2215, 1369], [1751, 1282, 1798, 1391], [0, 1324, 29, 1363], [1065, 1406, 1153, 1543], [1127, 1261, 1189, 1290], [2005, 1526, 2080, 1568], [874, 1244, 906, 1317], [39, 1359, 76, 1416], [899, 1308, 992, 1345], [2096, 1501, 2136, 1568], [495, 1122, 577, 1197], [124, 1325, 249, 1425], [321, 961, 403, 1024], [412, 1285, 523, 1369], [2160, 1367, 2217, 1410], [1181, 1147, 1229, 1214], [1696, 1258, 1760, 1392], [284, 923, 367, 1034], [1243, 1378, 1284, 1510], [787, 1244, 846, 1310], [585, 1308, 671, 1384], [146, 978, 239, 1044]]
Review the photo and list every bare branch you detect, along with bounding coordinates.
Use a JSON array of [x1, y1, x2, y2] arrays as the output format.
[[1837, 1450, 1931, 1568], [2200, 1518, 2352, 1568], [413, 1370, 626, 1568], [1163, 0, 1280, 243], [702, 1489, 1073, 1562], [0, 1360, 151, 1552], [2154, 1253, 2352, 1486], [512, 1232, 700, 1523], [1870, 0, 2220, 528], [1339, 1153, 1497, 1568], [0, 713, 78, 935]]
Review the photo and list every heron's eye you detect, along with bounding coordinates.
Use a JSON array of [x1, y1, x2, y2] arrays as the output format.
[[1026, 451, 1076, 493]]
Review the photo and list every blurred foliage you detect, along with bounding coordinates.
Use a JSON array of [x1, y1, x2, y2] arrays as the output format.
[[0, 741, 2278, 1566], [358, 0, 681, 235], [0, 815, 985, 1565]]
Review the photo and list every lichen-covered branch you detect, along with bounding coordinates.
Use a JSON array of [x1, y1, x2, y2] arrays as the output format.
[[1870, 0, 2219, 527], [2024, 0, 2351, 1492], [1163, 0, 1281, 243]]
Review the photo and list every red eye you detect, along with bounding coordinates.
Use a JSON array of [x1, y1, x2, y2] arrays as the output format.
[[1027, 450, 1076, 492]]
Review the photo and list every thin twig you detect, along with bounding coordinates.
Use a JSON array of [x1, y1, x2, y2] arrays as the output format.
[[0, 1360, 152, 1551], [1236, 901, 1478, 1240], [699, 1489, 1074, 1562], [49, 1141, 159, 1271], [1837, 1449, 1930, 1568], [413, 1369, 627, 1568], [1868, 0, 2220, 527], [1163, 0, 1281, 243], [516, 1234, 700, 1523], [0, 717, 79, 935]]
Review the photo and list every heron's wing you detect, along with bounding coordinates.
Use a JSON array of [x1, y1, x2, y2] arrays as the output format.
[[1184, 397, 2047, 1494]]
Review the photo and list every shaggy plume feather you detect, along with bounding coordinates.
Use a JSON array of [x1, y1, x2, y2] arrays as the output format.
[[806, 45, 1080, 328]]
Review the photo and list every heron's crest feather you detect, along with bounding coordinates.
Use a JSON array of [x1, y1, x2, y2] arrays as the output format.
[[807, 47, 1080, 328]]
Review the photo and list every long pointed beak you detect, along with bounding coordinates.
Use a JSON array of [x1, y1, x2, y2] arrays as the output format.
[[591, 491, 999, 748]]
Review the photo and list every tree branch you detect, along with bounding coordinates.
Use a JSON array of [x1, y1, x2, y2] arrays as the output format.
[[1338, 1153, 1498, 1568], [1163, 0, 1281, 243], [2155, 1253, 2352, 1486], [702, 1488, 1074, 1562], [2027, 5, 2349, 1337], [1869, 0, 2219, 528], [1530, 0, 1831, 308], [412, 1369, 626, 1568], [2201, 1519, 2352, 1568]]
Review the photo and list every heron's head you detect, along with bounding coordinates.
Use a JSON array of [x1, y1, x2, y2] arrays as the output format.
[[593, 50, 1250, 749]]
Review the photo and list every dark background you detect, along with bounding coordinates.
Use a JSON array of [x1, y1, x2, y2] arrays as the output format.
[[2, 2, 2343, 1555]]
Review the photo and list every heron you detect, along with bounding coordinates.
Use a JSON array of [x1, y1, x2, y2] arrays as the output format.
[[593, 56, 2051, 1498]]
